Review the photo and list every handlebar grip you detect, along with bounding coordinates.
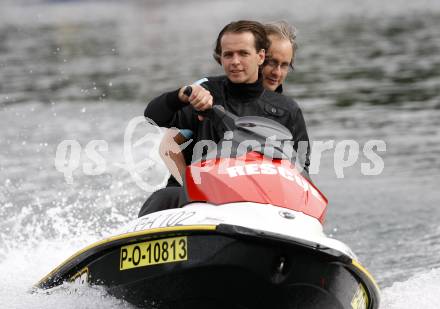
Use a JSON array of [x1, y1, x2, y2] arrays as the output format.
[[183, 86, 192, 97]]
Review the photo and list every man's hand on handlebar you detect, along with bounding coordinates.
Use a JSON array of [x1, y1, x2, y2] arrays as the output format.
[[178, 84, 213, 112]]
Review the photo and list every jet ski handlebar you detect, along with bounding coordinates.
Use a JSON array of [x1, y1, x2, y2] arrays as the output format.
[[184, 85, 291, 141], [184, 85, 237, 131]]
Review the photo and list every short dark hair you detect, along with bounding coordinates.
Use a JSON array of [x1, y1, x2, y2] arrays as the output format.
[[213, 20, 269, 64]]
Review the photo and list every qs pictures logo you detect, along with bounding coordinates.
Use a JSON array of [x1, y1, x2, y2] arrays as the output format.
[[54, 116, 170, 192]]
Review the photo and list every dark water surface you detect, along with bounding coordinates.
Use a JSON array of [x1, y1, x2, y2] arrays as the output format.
[[1, 0, 440, 308]]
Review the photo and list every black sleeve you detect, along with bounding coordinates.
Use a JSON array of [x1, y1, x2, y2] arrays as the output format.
[[144, 89, 188, 127], [144, 89, 201, 136], [144, 76, 214, 131], [291, 107, 311, 174]]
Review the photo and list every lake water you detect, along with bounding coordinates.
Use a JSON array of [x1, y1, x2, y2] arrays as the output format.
[[1, 0, 440, 308]]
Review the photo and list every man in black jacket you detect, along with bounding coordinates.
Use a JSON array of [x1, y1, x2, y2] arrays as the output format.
[[139, 20, 310, 217], [160, 21, 300, 187]]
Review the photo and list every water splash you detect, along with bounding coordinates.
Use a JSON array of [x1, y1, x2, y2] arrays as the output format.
[[382, 268, 440, 309], [0, 239, 136, 309]]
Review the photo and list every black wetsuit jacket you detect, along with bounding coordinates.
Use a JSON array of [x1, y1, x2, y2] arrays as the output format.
[[144, 76, 310, 186]]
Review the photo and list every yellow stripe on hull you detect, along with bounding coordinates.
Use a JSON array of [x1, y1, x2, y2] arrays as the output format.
[[36, 225, 217, 287]]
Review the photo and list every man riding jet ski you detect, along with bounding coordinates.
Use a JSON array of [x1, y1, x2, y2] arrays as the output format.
[[36, 105, 380, 309], [158, 20, 300, 188], [140, 20, 310, 216]]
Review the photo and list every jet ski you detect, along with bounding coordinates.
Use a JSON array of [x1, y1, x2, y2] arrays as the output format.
[[36, 104, 380, 309]]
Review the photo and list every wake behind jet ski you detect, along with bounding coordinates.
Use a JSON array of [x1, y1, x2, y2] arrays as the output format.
[[36, 104, 380, 309]]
